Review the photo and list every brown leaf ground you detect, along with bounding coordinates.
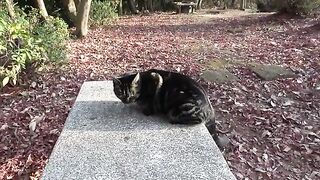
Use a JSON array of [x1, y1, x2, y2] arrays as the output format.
[[1, 10, 319, 179]]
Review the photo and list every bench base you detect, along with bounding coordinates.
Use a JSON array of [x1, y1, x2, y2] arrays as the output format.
[[174, 2, 197, 14]]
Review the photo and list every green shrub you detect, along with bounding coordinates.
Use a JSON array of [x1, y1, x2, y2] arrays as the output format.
[[0, 7, 69, 88], [90, 0, 119, 25], [31, 15, 69, 62], [0, 10, 43, 86]]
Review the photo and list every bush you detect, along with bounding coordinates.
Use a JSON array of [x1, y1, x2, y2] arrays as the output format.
[[256, 0, 320, 15], [256, 0, 277, 12], [90, 0, 119, 25], [276, 0, 320, 15], [0, 7, 69, 88], [31, 13, 69, 62]]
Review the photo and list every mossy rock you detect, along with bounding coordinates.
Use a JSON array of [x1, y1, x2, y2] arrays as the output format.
[[201, 69, 239, 83], [250, 64, 296, 81], [207, 59, 230, 70]]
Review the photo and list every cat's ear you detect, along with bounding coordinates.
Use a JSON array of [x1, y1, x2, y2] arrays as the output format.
[[132, 73, 140, 86], [112, 77, 121, 86]]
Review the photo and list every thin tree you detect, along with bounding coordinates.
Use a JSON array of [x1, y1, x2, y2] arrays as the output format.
[[118, 0, 123, 15], [62, 0, 77, 24], [35, 0, 49, 17], [147, 0, 153, 12], [240, 0, 247, 10], [230, 0, 236, 8], [127, 0, 139, 14], [197, 0, 203, 10], [76, 0, 92, 37]]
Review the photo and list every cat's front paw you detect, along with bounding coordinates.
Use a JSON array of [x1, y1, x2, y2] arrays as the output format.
[[142, 108, 154, 116]]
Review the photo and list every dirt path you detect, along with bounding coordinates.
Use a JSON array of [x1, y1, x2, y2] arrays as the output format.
[[1, 11, 319, 179]]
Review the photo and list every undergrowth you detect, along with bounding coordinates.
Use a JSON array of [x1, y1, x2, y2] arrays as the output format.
[[90, 0, 119, 25], [0, 6, 69, 88]]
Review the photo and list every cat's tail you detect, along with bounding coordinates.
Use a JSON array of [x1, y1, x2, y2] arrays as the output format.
[[205, 116, 229, 151], [205, 120, 220, 144]]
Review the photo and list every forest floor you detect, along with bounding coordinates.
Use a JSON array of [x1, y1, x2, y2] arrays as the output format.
[[1, 10, 319, 180]]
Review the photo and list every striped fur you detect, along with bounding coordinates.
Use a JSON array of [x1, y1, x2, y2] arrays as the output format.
[[113, 69, 219, 143]]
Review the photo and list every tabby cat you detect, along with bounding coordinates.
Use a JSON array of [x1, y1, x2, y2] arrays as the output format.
[[113, 69, 221, 147]]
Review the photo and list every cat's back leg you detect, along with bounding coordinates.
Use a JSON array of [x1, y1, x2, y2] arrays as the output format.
[[167, 106, 203, 124]]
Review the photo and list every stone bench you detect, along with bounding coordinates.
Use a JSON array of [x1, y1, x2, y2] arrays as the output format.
[[174, 2, 197, 14], [42, 81, 236, 180]]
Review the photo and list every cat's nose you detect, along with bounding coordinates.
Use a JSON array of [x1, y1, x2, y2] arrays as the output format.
[[122, 99, 130, 104], [127, 97, 133, 103]]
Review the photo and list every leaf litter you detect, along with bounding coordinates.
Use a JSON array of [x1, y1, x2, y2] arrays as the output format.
[[0, 11, 320, 179]]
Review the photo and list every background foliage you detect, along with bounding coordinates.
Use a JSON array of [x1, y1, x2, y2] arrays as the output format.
[[256, 0, 320, 15], [90, 0, 119, 25], [0, 6, 69, 88]]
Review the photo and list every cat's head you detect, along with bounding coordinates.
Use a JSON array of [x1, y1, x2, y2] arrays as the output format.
[[113, 73, 141, 104]]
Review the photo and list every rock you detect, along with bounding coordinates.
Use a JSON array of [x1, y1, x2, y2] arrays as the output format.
[[207, 59, 230, 70], [201, 69, 239, 83], [250, 64, 296, 81]]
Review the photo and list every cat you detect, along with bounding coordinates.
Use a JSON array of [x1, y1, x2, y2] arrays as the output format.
[[113, 69, 221, 148]]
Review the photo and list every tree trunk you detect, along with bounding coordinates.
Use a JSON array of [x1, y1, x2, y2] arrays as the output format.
[[230, 0, 236, 8], [197, 0, 203, 10], [155, 0, 164, 11], [147, 0, 153, 12], [118, 0, 123, 15], [5, 0, 15, 19], [240, 0, 246, 10], [61, 0, 77, 24], [127, 0, 139, 14], [74, 0, 80, 9], [35, 0, 48, 17], [76, 0, 92, 37]]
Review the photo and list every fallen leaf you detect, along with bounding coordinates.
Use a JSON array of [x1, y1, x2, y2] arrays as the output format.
[[270, 100, 276, 107], [29, 114, 45, 132], [218, 108, 230, 113], [2, 76, 10, 87], [262, 130, 272, 138], [0, 123, 9, 130], [49, 129, 60, 135], [19, 91, 29, 97], [264, 83, 271, 92], [283, 145, 292, 152], [305, 131, 320, 139], [282, 100, 294, 106], [310, 171, 320, 179], [234, 100, 245, 107], [270, 41, 277, 46], [31, 82, 37, 88], [255, 167, 267, 173], [29, 121, 37, 132], [262, 153, 269, 162], [26, 154, 33, 167], [20, 107, 31, 114]]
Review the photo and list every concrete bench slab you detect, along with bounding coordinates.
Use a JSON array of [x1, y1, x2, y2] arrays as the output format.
[[42, 81, 236, 180]]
